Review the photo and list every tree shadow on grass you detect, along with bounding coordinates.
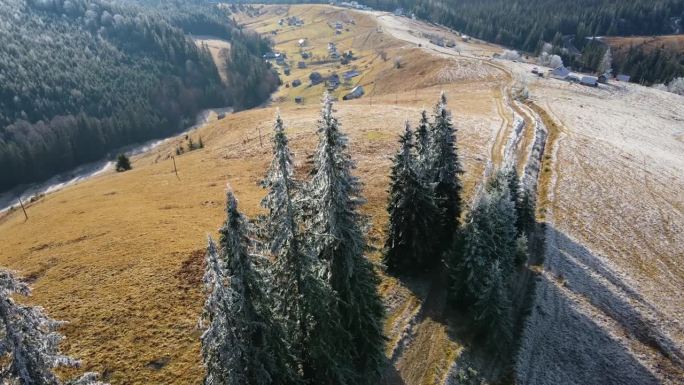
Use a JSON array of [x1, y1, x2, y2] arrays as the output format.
[[381, 221, 683, 384], [439, 222, 681, 385], [514, 224, 683, 385]]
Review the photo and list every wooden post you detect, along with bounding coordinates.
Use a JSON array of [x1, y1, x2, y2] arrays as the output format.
[[18, 198, 28, 221], [172, 156, 180, 180], [258, 126, 263, 148]]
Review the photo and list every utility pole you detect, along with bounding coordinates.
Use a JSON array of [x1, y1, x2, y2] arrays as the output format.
[[18, 198, 28, 221], [172, 156, 180, 180], [258, 125, 263, 147]]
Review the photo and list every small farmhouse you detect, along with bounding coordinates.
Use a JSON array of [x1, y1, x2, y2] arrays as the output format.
[[263, 52, 279, 60], [580, 76, 598, 87], [343, 85, 364, 100], [343, 70, 360, 80], [550, 66, 571, 79]]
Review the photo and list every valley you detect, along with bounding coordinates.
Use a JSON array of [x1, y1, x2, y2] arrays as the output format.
[[0, 4, 682, 385]]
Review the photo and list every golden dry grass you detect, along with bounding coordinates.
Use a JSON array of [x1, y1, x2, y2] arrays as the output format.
[[524, 100, 563, 222], [603, 34, 684, 55], [0, 5, 509, 385]]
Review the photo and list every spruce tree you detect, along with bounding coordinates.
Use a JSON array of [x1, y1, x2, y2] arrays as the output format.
[[262, 112, 354, 385], [384, 122, 440, 274], [0, 269, 107, 385], [201, 193, 299, 385], [514, 234, 529, 267], [449, 173, 518, 304], [448, 196, 490, 305], [472, 260, 513, 346], [305, 95, 385, 384], [414, 110, 431, 179], [486, 183, 518, 278], [502, 167, 529, 236], [428, 92, 463, 254], [505, 167, 520, 212], [517, 187, 536, 236]]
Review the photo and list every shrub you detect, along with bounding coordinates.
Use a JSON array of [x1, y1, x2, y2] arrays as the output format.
[[115, 153, 132, 172]]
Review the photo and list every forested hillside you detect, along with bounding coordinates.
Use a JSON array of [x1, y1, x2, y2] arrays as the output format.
[[607, 36, 684, 85], [0, 0, 277, 192]]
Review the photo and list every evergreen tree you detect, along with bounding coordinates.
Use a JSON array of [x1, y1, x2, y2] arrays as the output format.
[[472, 261, 513, 346], [0, 269, 107, 385], [449, 172, 518, 304], [383, 122, 440, 274], [599, 47, 613, 75], [505, 167, 520, 211], [448, 195, 490, 305], [502, 167, 529, 236], [115, 153, 132, 172], [305, 96, 386, 384], [517, 187, 537, 235], [414, 110, 431, 179], [262, 112, 355, 385], [200, 192, 299, 385], [486, 182, 518, 277], [428, 92, 463, 254], [514, 234, 529, 267]]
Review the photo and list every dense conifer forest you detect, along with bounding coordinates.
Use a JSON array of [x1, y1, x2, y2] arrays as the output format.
[[0, 0, 278, 192]]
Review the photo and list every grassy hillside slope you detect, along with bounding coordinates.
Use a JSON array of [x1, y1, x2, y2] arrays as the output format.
[[0, 6, 508, 384]]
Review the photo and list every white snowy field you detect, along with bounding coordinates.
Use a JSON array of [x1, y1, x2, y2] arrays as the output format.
[[511, 61, 684, 384]]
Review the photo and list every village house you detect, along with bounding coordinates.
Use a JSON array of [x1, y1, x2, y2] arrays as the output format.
[[343, 69, 360, 80], [343, 85, 364, 100], [581, 76, 598, 87], [616, 74, 631, 82], [550, 66, 571, 79]]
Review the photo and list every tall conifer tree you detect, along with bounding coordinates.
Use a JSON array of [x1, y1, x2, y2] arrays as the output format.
[[384, 122, 440, 274], [262, 113, 354, 385], [200, 192, 299, 385], [414, 110, 431, 179], [305, 96, 385, 384], [448, 195, 491, 305], [517, 188, 536, 236], [0, 269, 107, 385], [473, 260, 513, 346], [428, 92, 463, 254]]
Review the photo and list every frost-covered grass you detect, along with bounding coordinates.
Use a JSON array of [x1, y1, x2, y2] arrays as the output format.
[[512, 61, 684, 384]]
